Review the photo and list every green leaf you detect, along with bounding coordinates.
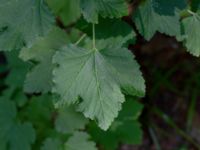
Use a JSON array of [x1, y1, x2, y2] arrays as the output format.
[[0, 96, 35, 150], [5, 50, 30, 88], [80, 0, 128, 23], [22, 95, 54, 126], [45, 0, 81, 26], [133, 0, 181, 40], [20, 28, 69, 93], [88, 97, 143, 150], [65, 131, 97, 150], [41, 138, 63, 150], [53, 44, 145, 130], [55, 106, 88, 134], [0, 98, 16, 138], [12, 90, 28, 107], [8, 122, 35, 150], [0, 0, 54, 51], [152, 0, 187, 15], [181, 14, 200, 56]]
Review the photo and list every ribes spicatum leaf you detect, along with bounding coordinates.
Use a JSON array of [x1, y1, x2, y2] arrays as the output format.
[[53, 44, 145, 130]]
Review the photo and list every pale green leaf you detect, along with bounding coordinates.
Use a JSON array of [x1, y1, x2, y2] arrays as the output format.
[[55, 106, 88, 134], [20, 27, 69, 93], [133, 0, 181, 40], [65, 132, 97, 150], [181, 14, 200, 56], [53, 44, 145, 130], [80, 0, 128, 23], [41, 138, 63, 150], [0, 0, 54, 51]]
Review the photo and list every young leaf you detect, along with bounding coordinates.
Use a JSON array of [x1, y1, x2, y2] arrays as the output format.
[[80, 0, 128, 23], [41, 138, 63, 150], [20, 27, 69, 93], [53, 44, 145, 130], [133, 0, 181, 40], [45, 0, 81, 26], [65, 131, 97, 150], [55, 106, 88, 134], [0, 0, 54, 51], [181, 14, 200, 56]]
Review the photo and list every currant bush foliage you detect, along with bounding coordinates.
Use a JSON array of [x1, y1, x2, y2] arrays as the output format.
[[0, 0, 200, 149]]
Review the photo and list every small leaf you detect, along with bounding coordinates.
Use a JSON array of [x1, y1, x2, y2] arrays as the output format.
[[41, 138, 63, 150], [181, 14, 200, 56], [55, 106, 88, 134], [65, 131, 97, 150]]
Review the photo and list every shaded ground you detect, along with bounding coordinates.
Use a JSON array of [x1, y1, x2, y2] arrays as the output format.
[[121, 33, 200, 150]]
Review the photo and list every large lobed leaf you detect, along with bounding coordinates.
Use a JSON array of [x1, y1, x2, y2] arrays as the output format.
[[53, 44, 145, 130]]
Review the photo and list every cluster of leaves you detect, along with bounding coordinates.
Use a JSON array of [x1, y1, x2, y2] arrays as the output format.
[[0, 51, 143, 149], [1, 0, 200, 149]]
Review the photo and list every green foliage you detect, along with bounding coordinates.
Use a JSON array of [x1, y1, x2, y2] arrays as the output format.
[[1, 0, 200, 149], [0, 0, 54, 51]]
